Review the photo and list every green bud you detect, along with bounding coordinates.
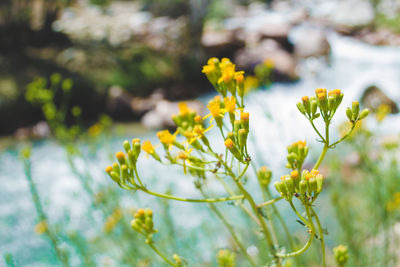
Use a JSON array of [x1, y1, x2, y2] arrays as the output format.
[[297, 102, 306, 114], [274, 181, 283, 194], [133, 141, 141, 157], [316, 174, 324, 193], [257, 166, 272, 187], [333, 245, 349, 267], [299, 180, 308, 195], [284, 176, 295, 194], [309, 177, 318, 194], [110, 171, 120, 183], [352, 101, 359, 120], [123, 140, 131, 153], [311, 98, 318, 115], [128, 150, 137, 168], [130, 219, 141, 231], [346, 107, 353, 121], [121, 165, 129, 182], [145, 217, 153, 231], [172, 115, 181, 126], [112, 162, 120, 174], [359, 108, 369, 120], [238, 129, 248, 149], [227, 132, 235, 140], [234, 120, 241, 136]]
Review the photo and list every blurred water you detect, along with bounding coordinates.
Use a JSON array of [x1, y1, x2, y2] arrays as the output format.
[[1, 34, 400, 266]]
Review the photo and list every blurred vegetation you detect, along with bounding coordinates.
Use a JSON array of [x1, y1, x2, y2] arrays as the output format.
[[327, 105, 400, 266]]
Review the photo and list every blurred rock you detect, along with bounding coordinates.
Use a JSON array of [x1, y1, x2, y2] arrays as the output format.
[[290, 24, 330, 58], [235, 39, 298, 81], [361, 85, 399, 113], [141, 100, 204, 130], [201, 29, 245, 56], [355, 28, 400, 46], [329, 0, 374, 28], [106, 86, 134, 118], [130, 90, 164, 115], [14, 121, 50, 140]]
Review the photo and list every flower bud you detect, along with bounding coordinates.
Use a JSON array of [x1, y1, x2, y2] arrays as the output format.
[[225, 138, 242, 161], [297, 102, 306, 115], [299, 180, 308, 195], [116, 151, 126, 165], [240, 112, 249, 131], [238, 129, 248, 149], [333, 245, 349, 266], [346, 107, 353, 121], [110, 171, 120, 183], [123, 140, 131, 153], [257, 166, 272, 187], [130, 219, 141, 231], [112, 162, 120, 174], [284, 175, 295, 194], [302, 96, 311, 114], [121, 164, 129, 182], [352, 101, 359, 120], [311, 98, 318, 115], [309, 177, 318, 194], [359, 108, 369, 120], [316, 174, 324, 193], [234, 120, 241, 136]]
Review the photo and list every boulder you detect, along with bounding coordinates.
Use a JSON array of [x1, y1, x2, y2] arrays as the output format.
[[234, 39, 298, 81], [290, 24, 330, 58], [361, 85, 399, 113]]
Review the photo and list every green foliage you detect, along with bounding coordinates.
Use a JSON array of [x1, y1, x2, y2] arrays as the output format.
[[375, 13, 400, 33]]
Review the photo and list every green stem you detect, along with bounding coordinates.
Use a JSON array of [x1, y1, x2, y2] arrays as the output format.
[[289, 201, 310, 228], [257, 197, 283, 208], [200, 189, 257, 267], [277, 206, 315, 258], [311, 207, 326, 267], [140, 187, 244, 203], [147, 242, 177, 267], [328, 123, 356, 148], [310, 119, 325, 142], [313, 120, 330, 170], [24, 159, 69, 267]]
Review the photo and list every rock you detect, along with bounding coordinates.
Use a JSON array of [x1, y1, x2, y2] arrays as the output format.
[[361, 85, 399, 113], [329, 0, 375, 28], [141, 100, 204, 130], [289, 24, 330, 58], [14, 121, 50, 140], [234, 39, 298, 81], [201, 29, 245, 56], [106, 86, 135, 119], [130, 90, 164, 114]]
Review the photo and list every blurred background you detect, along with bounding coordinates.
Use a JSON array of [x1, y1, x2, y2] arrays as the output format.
[[1, 0, 400, 266]]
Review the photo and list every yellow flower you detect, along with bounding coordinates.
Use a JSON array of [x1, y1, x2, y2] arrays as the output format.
[[177, 147, 193, 174], [104, 208, 123, 233], [142, 140, 156, 156], [218, 65, 235, 85], [178, 102, 193, 116], [205, 97, 223, 120], [207, 57, 219, 65], [224, 96, 237, 114], [157, 130, 178, 150], [193, 124, 213, 137], [35, 220, 48, 235], [234, 71, 244, 84], [202, 64, 215, 75]]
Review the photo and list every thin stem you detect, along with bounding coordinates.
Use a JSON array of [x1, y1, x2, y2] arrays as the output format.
[[277, 205, 315, 258], [309, 119, 325, 142], [147, 242, 177, 267], [200, 189, 257, 267], [289, 201, 310, 228], [257, 197, 283, 208], [328, 123, 356, 148], [311, 207, 326, 267], [313, 120, 330, 170], [140, 187, 244, 203], [215, 175, 260, 225], [24, 160, 69, 267]]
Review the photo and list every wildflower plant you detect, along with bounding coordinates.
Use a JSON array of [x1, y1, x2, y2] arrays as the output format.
[[106, 58, 369, 266]]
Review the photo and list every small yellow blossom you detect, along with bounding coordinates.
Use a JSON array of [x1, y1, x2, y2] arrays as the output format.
[[177, 147, 193, 174], [234, 71, 244, 84], [264, 59, 275, 68], [142, 140, 156, 156], [178, 102, 194, 116], [224, 96, 236, 113], [157, 130, 178, 150], [104, 208, 123, 233], [35, 220, 48, 235]]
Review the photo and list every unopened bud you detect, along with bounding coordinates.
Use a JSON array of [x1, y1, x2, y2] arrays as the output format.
[[352, 101, 359, 120], [359, 108, 369, 120], [123, 140, 131, 153]]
